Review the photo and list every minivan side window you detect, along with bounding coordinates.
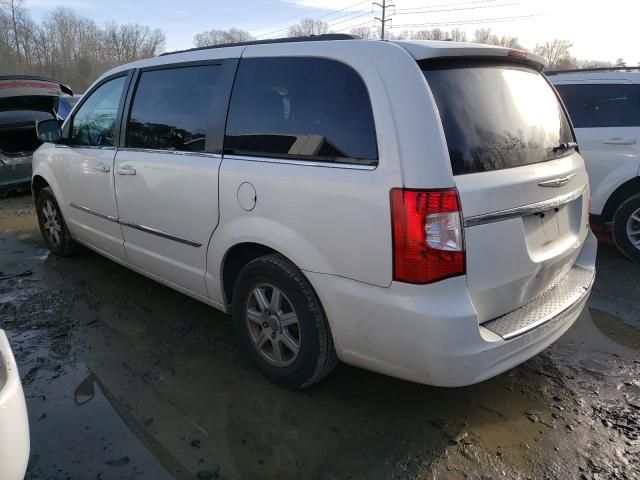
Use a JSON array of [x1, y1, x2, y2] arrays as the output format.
[[126, 65, 220, 152], [71, 76, 126, 147], [224, 57, 378, 166], [554, 83, 640, 128]]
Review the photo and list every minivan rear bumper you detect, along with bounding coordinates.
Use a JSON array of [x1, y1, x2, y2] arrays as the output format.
[[305, 230, 597, 387]]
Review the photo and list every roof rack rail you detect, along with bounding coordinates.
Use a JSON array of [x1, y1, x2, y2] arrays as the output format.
[[545, 66, 640, 75], [160, 33, 359, 57]]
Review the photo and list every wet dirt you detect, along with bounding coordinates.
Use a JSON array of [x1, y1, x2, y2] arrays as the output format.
[[1, 193, 639, 479]]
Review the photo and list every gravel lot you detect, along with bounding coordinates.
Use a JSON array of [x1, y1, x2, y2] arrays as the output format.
[[1, 192, 639, 480]]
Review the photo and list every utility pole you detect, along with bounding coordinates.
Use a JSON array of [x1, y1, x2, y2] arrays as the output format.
[[373, 0, 394, 40]]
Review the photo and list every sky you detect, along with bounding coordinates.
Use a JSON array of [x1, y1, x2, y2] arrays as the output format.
[[26, 0, 640, 65]]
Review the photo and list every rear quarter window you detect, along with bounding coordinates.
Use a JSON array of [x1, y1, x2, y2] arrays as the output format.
[[423, 62, 574, 175], [553, 83, 640, 128], [224, 57, 378, 166]]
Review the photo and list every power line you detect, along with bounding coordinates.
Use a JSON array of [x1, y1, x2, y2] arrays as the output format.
[[248, 0, 338, 33], [392, 2, 518, 16], [392, 0, 498, 13], [256, 0, 370, 38], [388, 13, 543, 29]]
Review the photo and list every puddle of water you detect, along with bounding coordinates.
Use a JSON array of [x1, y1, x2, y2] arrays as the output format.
[[7, 329, 174, 480], [590, 309, 640, 350], [0, 214, 37, 232]]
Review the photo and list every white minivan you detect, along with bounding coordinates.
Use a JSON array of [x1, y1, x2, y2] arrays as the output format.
[[32, 35, 597, 389], [548, 69, 640, 261]]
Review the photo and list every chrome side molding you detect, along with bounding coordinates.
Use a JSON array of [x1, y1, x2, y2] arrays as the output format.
[[463, 185, 587, 228], [118, 220, 202, 247], [69, 202, 118, 222], [68, 203, 201, 248]]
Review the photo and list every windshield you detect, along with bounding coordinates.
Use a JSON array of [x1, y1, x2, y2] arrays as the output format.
[[423, 62, 574, 175]]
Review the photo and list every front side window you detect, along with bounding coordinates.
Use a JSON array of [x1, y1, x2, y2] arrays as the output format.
[[423, 62, 574, 175], [554, 83, 640, 128], [126, 65, 220, 152], [224, 57, 378, 165], [71, 76, 126, 147]]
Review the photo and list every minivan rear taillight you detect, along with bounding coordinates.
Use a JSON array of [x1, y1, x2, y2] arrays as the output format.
[[390, 188, 465, 284]]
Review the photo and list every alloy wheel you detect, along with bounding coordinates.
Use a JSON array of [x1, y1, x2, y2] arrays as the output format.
[[626, 207, 640, 251], [245, 283, 301, 367], [42, 199, 62, 247]]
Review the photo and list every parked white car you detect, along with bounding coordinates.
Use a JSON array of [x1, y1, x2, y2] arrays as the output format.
[[32, 35, 596, 389], [548, 69, 640, 261], [0, 330, 30, 479]]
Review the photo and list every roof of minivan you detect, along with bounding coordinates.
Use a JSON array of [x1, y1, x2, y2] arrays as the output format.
[[103, 37, 546, 80], [547, 70, 640, 84]]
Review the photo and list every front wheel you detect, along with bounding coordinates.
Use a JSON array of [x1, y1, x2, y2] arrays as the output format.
[[35, 187, 77, 256], [232, 254, 337, 389], [612, 193, 640, 262]]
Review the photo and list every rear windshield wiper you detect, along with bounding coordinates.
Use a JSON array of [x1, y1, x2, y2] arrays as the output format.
[[552, 142, 578, 153]]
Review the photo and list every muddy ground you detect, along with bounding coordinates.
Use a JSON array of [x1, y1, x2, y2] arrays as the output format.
[[0, 193, 638, 480]]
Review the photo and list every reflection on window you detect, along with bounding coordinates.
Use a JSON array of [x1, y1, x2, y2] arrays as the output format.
[[71, 76, 126, 147], [555, 84, 640, 128], [126, 65, 219, 152], [424, 64, 574, 175], [224, 57, 378, 165]]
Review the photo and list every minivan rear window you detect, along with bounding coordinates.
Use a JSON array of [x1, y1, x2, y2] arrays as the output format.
[[423, 62, 574, 175]]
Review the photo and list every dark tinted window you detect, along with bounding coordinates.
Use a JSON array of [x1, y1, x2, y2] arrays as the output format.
[[71, 76, 126, 147], [424, 63, 574, 175], [554, 83, 640, 128], [225, 57, 377, 165], [127, 65, 219, 152]]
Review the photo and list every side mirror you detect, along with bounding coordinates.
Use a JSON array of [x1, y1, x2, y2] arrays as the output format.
[[36, 118, 62, 143]]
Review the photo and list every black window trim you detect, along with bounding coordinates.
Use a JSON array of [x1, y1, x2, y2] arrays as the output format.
[[222, 55, 380, 169], [62, 70, 134, 148], [120, 58, 239, 154]]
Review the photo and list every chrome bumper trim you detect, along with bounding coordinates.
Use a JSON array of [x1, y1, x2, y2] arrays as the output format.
[[464, 185, 587, 228]]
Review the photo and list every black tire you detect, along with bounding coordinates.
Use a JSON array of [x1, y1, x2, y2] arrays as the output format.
[[612, 193, 640, 262], [35, 187, 77, 256], [232, 254, 338, 389]]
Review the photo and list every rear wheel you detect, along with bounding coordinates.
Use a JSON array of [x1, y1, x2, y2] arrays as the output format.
[[612, 193, 640, 262], [36, 187, 77, 256], [232, 254, 337, 389]]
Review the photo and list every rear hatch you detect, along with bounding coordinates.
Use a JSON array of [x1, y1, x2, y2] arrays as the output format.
[[422, 58, 590, 322], [0, 77, 70, 156]]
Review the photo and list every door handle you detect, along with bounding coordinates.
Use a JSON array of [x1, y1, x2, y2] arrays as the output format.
[[93, 162, 110, 172], [604, 138, 637, 145], [117, 165, 136, 176]]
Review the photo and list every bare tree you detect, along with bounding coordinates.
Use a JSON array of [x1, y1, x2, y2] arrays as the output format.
[[0, 5, 165, 90], [449, 28, 467, 43], [615, 57, 626, 67], [534, 39, 573, 69], [193, 27, 254, 47], [287, 18, 329, 37], [349, 25, 374, 39]]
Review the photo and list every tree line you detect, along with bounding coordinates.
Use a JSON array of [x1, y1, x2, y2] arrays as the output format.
[[0, 0, 165, 91], [0, 1, 630, 93], [195, 19, 627, 71]]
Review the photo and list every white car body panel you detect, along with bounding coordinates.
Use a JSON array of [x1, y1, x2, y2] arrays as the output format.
[[549, 71, 640, 217], [32, 39, 596, 386], [114, 149, 222, 297], [0, 330, 30, 480]]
